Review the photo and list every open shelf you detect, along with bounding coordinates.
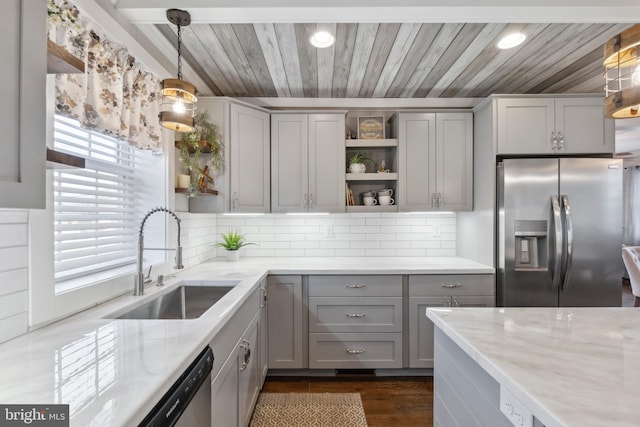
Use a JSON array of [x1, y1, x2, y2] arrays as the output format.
[[46, 148, 85, 169], [47, 39, 84, 74], [175, 140, 214, 154], [175, 187, 219, 196], [346, 205, 398, 213], [346, 173, 398, 181], [346, 138, 398, 148]]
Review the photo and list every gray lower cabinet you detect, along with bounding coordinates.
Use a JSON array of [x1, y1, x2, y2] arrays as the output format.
[[211, 287, 264, 427], [271, 113, 345, 213], [308, 275, 403, 369], [267, 275, 304, 369], [397, 112, 473, 211], [0, 0, 46, 208], [409, 274, 494, 368]]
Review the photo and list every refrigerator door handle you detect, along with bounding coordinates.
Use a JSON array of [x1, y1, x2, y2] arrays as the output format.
[[549, 195, 563, 289], [560, 195, 574, 290]]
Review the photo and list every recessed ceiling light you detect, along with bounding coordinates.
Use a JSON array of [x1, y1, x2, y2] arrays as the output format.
[[497, 32, 526, 50], [309, 31, 335, 48]]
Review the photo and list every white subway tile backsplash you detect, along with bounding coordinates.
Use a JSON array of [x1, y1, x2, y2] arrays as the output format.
[[209, 212, 456, 259], [335, 248, 366, 257], [304, 249, 335, 257], [365, 248, 396, 257]]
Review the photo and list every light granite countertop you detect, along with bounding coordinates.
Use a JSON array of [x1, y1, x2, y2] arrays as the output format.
[[427, 307, 640, 427], [0, 257, 492, 427]]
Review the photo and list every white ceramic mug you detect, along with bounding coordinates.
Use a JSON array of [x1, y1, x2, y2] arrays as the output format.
[[379, 195, 394, 205], [363, 196, 378, 206]]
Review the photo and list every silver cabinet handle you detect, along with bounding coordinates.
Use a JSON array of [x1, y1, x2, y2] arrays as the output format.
[[551, 131, 557, 151], [232, 192, 239, 210], [444, 299, 452, 307], [346, 349, 366, 354], [345, 283, 366, 289], [346, 313, 366, 318], [556, 131, 564, 151], [309, 193, 314, 210], [437, 193, 442, 208], [240, 338, 251, 371], [260, 287, 267, 308], [303, 193, 308, 210], [442, 283, 461, 288], [560, 195, 573, 291], [549, 195, 563, 289], [431, 193, 437, 208], [452, 299, 459, 307]]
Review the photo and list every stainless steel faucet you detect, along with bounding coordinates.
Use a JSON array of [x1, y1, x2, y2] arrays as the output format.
[[135, 207, 184, 296]]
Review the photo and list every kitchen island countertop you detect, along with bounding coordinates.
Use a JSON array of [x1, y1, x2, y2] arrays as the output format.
[[0, 256, 492, 426], [427, 307, 640, 427]]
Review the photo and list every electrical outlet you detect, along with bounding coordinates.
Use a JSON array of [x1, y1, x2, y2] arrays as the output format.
[[322, 225, 334, 239]]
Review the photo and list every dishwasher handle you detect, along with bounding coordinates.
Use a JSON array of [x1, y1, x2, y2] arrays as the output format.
[[139, 346, 214, 427]]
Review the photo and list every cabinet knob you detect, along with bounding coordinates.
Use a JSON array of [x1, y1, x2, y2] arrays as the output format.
[[345, 349, 366, 354], [345, 283, 366, 289], [346, 313, 366, 318]]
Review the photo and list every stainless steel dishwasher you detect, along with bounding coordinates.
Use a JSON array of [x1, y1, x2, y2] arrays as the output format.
[[139, 346, 213, 427]]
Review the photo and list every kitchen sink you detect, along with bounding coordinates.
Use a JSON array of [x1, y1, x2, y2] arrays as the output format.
[[109, 280, 239, 320]]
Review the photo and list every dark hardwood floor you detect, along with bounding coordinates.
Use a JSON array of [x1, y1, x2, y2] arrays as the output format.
[[260, 376, 433, 426]]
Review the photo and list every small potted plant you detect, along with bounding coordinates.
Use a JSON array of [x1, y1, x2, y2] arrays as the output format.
[[214, 231, 256, 261], [348, 152, 371, 174], [178, 110, 223, 196]]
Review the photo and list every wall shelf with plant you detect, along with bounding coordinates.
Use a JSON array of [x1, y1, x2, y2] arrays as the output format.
[[175, 110, 223, 197]]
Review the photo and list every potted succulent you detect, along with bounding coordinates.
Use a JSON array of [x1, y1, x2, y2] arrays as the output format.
[[214, 231, 256, 261], [178, 110, 223, 196], [348, 152, 371, 174]]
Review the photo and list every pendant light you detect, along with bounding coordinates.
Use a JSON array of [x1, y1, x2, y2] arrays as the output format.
[[603, 24, 640, 119], [159, 9, 197, 132]]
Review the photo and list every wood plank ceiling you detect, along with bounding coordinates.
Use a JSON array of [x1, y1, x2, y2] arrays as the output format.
[[154, 22, 632, 98]]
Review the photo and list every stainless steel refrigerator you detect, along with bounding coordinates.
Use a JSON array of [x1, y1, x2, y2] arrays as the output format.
[[497, 158, 623, 307]]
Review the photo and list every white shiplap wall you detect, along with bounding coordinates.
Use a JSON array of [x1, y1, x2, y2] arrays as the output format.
[[213, 212, 456, 258], [0, 210, 29, 342]]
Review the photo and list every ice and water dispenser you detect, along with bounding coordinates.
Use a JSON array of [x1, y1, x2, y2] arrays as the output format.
[[513, 220, 547, 271]]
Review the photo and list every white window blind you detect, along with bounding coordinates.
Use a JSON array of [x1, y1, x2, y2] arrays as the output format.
[[53, 115, 141, 283]]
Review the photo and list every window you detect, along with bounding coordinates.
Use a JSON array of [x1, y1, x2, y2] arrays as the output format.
[[52, 115, 141, 285]]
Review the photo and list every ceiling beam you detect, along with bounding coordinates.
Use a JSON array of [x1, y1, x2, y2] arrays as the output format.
[[116, 0, 640, 24]]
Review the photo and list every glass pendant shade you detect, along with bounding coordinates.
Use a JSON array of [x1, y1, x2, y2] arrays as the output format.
[[604, 24, 640, 119], [158, 9, 197, 132], [159, 78, 197, 132]]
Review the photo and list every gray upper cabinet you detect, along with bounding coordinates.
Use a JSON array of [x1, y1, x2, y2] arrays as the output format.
[[496, 97, 614, 155], [230, 103, 270, 213], [271, 113, 345, 213], [398, 112, 473, 212], [0, 0, 46, 209]]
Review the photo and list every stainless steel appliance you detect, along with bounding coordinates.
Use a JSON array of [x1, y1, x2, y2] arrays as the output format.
[[497, 158, 623, 307], [139, 346, 213, 427]]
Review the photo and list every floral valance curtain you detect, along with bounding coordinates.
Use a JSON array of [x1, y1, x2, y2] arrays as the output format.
[[49, 0, 162, 150]]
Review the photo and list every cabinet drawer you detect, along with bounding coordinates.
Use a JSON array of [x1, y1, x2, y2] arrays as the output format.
[[308, 275, 402, 297], [309, 297, 402, 333], [409, 274, 494, 297], [309, 333, 402, 369]]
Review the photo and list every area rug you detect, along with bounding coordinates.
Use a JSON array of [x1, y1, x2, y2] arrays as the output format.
[[250, 392, 368, 426]]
